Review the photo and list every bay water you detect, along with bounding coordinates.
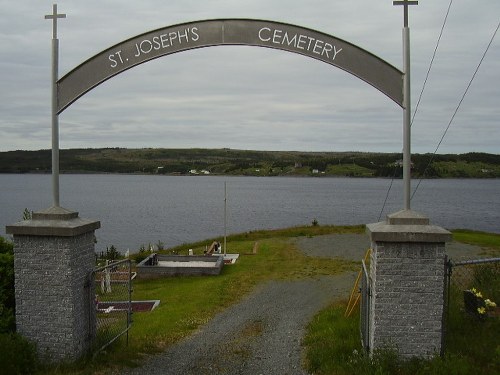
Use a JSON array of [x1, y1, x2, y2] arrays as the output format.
[[1, 174, 498, 253]]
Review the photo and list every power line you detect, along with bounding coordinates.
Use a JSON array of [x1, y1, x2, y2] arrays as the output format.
[[411, 0, 453, 127], [411, 20, 500, 201], [377, 170, 397, 221]]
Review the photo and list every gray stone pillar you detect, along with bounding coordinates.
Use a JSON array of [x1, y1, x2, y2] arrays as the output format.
[[366, 210, 452, 359], [6, 206, 100, 362]]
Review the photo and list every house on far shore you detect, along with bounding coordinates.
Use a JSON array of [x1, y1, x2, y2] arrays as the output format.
[[394, 159, 414, 168]]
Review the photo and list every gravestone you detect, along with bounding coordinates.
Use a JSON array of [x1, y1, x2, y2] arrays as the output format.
[[366, 209, 452, 358], [6, 206, 100, 361]]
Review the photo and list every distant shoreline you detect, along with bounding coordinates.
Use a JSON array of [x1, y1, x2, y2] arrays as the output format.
[[1, 171, 499, 180], [1, 148, 499, 178]]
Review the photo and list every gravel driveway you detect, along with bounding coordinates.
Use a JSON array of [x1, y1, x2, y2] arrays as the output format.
[[123, 234, 483, 375]]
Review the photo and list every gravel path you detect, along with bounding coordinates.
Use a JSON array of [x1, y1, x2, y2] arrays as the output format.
[[123, 234, 483, 374], [124, 275, 356, 375]]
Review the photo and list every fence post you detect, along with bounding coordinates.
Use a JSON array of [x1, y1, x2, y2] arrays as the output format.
[[442, 255, 452, 356]]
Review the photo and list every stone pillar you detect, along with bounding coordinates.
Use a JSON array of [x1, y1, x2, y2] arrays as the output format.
[[366, 210, 452, 359], [6, 206, 100, 362]]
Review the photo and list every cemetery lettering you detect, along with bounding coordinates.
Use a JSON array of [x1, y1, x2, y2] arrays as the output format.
[[258, 27, 342, 60]]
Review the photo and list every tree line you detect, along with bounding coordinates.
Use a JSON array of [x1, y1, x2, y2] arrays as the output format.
[[0, 148, 499, 178]]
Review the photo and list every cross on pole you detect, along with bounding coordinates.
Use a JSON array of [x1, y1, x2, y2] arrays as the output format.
[[393, 1, 418, 27], [45, 4, 66, 39], [45, 4, 66, 207]]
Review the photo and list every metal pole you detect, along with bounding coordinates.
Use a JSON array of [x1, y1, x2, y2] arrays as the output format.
[[394, 1, 417, 211], [45, 4, 66, 208], [403, 26, 411, 210], [51, 37, 60, 207]]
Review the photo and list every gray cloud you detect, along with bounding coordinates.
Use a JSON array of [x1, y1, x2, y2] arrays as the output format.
[[1, 0, 498, 153]]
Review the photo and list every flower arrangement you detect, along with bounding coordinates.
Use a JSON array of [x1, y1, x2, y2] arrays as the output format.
[[468, 288, 497, 317]]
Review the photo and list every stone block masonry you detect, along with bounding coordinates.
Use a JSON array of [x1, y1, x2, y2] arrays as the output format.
[[367, 210, 452, 359], [6, 206, 100, 362]]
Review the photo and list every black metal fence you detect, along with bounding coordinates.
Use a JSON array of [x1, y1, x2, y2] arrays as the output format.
[[89, 259, 132, 355]]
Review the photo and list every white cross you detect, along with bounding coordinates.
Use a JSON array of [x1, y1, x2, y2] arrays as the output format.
[[45, 4, 66, 39], [393, 0, 418, 27]]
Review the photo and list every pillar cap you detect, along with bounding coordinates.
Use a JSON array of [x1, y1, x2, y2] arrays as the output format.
[[6, 206, 100, 237], [367, 209, 452, 243], [387, 209, 430, 225]]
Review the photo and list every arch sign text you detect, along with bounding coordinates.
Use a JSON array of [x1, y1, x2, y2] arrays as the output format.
[[57, 19, 403, 113]]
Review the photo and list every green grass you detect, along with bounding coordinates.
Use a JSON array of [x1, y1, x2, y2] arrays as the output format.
[[303, 230, 500, 375], [129, 238, 355, 353], [451, 229, 500, 253], [304, 304, 483, 375], [325, 164, 374, 177], [39, 225, 358, 374], [167, 224, 365, 254], [433, 161, 500, 178], [29, 226, 500, 374]]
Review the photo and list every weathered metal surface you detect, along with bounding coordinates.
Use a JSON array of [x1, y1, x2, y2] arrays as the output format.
[[57, 19, 403, 113]]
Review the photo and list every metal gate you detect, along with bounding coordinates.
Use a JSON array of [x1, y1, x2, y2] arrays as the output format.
[[360, 259, 371, 352], [89, 259, 132, 355]]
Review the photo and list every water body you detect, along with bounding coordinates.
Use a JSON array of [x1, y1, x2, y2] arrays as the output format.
[[1, 174, 498, 253]]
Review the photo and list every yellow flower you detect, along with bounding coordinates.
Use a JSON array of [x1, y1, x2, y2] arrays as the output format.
[[477, 307, 486, 315], [485, 299, 497, 308], [470, 288, 483, 298]]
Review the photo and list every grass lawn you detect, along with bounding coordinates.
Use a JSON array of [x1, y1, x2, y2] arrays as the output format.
[[33, 227, 500, 374]]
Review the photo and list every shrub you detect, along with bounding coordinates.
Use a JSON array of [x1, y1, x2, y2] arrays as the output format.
[[132, 244, 152, 264], [0, 237, 15, 334], [98, 245, 123, 261], [0, 333, 38, 374]]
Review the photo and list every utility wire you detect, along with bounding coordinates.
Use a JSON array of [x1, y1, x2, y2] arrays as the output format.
[[377, 170, 397, 221], [411, 20, 500, 201], [411, 0, 453, 127], [377, 1, 452, 220]]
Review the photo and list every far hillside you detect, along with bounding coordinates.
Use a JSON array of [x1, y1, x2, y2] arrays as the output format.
[[0, 148, 499, 178]]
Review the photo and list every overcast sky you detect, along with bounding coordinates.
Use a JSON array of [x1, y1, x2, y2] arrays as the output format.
[[1, 1, 498, 153]]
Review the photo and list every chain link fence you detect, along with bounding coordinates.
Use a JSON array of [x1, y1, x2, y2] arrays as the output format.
[[89, 259, 132, 355], [444, 257, 499, 354], [446, 257, 499, 317]]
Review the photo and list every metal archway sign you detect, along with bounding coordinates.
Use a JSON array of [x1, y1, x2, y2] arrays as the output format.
[[57, 19, 403, 114]]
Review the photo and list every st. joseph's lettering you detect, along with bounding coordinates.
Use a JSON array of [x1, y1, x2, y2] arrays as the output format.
[[258, 27, 342, 60], [109, 26, 200, 68]]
